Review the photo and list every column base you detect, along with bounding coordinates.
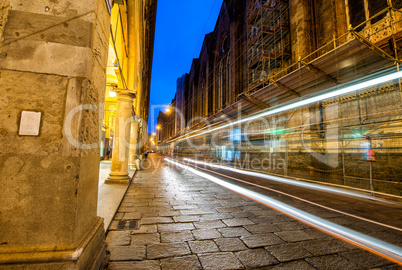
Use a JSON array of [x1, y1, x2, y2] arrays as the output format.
[[105, 172, 131, 184], [0, 218, 105, 270]]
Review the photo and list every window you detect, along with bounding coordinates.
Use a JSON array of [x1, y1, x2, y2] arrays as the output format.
[[349, 0, 365, 29]]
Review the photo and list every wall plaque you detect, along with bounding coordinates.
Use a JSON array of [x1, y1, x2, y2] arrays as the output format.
[[19, 111, 41, 136]]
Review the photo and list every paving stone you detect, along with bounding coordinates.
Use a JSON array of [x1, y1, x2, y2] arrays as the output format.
[[157, 223, 195, 232], [240, 205, 264, 211], [148, 201, 171, 206], [173, 215, 200, 222], [273, 221, 308, 231], [248, 216, 274, 224], [235, 248, 278, 268], [222, 218, 255, 227], [141, 217, 174, 224], [178, 197, 194, 200], [326, 216, 356, 226], [380, 265, 402, 269], [244, 223, 279, 234], [118, 207, 138, 213], [250, 216, 292, 224], [139, 211, 161, 217], [367, 230, 402, 245], [132, 225, 158, 234], [220, 201, 247, 207], [193, 220, 226, 229], [275, 230, 316, 243], [231, 211, 257, 218], [120, 202, 134, 207], [192, 229, 222, 240], [123, 212, 142, 220], [214, 194, 238, 199], [198, 252, 244, 270], [306, 254, 361, 270], [185, 200, 205, 205], [214, 237, 248, 252], [251, 210, 281, 216], [170, 200, 187, 205], [107, 260, 161, 270], [340, 249, 395, 268], [147, 243, 191, 259], [181, 208, 217, 215], [188, 240, 220, 254], [360, 222, 400, 233], [108, 245, 146, 261], [159, 210, 182, 217], [160, 255, 202, 270], [265, 243, 313, 262], [241, 234, 284, 248], [199, 213, 233, 221], [299, 239, 355, 256], [272, 260, 315, 270], [218, 227, 252, 238], [172, 204, 198, 210], [216, 207, 243, 213], [161, 231, 195, 243], [106, 231, 131, 246], [302, 228, 333, 239], [136, 206, 170, 213], [114, 213, 124, 219], [135, 194, 155, 199], [201, 204, 223, 208], [131, 233, 160, 245]]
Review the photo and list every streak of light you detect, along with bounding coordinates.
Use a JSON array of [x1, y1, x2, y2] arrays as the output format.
[[183, 158, 387, 202], [165, 158, 402, 265], [181, 158, 402, 233], [175, 71, 402, 142]]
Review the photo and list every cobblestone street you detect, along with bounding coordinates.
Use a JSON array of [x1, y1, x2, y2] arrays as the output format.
[[105, 155, 398, 269]]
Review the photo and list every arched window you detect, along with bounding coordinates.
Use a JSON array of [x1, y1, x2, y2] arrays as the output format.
[[217, 33, 231, 109], [220, 34, 230, 56]]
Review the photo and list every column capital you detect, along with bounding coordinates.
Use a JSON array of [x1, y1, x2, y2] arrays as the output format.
[[114, 88, 136, 101]]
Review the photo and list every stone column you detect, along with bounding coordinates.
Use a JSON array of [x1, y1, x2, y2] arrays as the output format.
[[289, 0, 315, 61], [106, 89, 135, 183], [0, 0, 109, 269]]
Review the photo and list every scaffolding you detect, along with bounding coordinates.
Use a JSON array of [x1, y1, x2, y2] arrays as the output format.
[[247, 0, 291, 93]]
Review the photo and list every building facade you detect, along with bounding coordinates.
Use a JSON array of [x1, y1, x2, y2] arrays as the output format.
[[0, 0, 156, 268], [158, 0, 402, 196]]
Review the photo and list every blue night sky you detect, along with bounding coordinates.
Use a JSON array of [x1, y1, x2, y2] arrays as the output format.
[[148, 0, 222, 133]]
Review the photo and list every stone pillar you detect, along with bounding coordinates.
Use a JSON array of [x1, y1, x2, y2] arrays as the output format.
[[0, 0, 109, 269], [106, 89, 135, 183], [129, 120, 140, 168], [289, 0, 316, 61], [127, 0, 144, 168]]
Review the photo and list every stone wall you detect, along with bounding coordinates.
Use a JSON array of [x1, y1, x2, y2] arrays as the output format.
[[0, 0, 110, 268]]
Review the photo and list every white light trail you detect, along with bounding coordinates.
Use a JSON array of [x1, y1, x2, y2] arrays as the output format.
[[182, 159, 402, 232], [183, 158, 386, 201], [177, 71, 402, 141], [165, 158, 402, 265]]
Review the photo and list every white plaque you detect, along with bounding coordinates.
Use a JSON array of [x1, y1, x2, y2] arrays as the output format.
[[19, 111, 41, 136]]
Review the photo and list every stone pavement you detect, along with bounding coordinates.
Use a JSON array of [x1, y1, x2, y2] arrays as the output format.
[[104, 155, 398, 269]]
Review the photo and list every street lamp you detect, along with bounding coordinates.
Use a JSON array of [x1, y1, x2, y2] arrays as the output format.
[[157, 125, 161, 130], [166, 108, 171, 113]]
